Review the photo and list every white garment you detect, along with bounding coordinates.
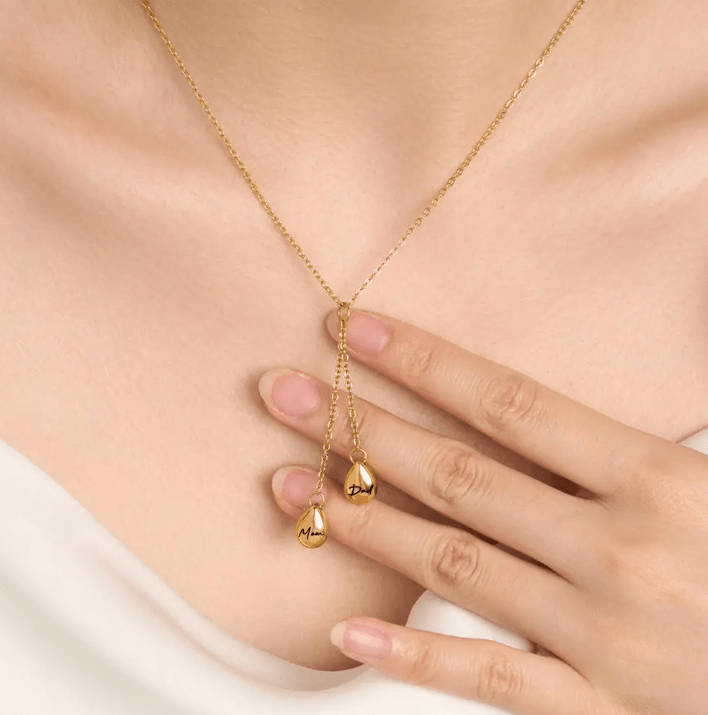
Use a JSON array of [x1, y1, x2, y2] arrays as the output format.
[[2, 428, 707, 714]]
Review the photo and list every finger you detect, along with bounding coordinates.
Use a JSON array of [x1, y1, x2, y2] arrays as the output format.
[[329, 617, 596, 715], [327, 309, 677, 495], [272, 466, 583, 659], [259, 368, 602, 581]]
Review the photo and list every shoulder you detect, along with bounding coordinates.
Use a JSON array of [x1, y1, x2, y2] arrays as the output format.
[[0, 0, 168, 181], [0, 0, 154, 118], [544, 1, 708, 191]]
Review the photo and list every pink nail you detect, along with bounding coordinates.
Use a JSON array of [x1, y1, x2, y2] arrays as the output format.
[[330, 619, 392, 661], [328, 312, 393, 355], [272, 468, 327, 506], [268, 372, 320, 416]]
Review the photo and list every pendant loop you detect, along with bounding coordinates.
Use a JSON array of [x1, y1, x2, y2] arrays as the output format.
[[349, 447, 368, 464], [308, 491, 326, 507]]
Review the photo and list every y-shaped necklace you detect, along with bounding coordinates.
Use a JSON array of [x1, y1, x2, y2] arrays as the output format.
[[141, 0, 588, 548]]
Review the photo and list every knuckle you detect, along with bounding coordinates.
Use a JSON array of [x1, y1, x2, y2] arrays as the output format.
[[594, 527, 677, 596], [613, 441, 693, 512], [477, 371, 544, 433], [399, 340, 437, 383], [623, 445, 671, 488], [401, 638, 442, 686], [427, 441, 489, 508], [427, 530, 484, 593], [474, 651, 525, 705], [593, 531, 633, 586]]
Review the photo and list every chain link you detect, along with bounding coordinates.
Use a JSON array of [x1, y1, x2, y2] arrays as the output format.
[[141, 0, 588, 498]]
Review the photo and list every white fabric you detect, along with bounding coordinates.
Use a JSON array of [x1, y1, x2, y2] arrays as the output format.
[[1, 427, 707, 714]]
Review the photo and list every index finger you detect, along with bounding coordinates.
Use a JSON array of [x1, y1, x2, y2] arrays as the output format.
[[328, 309, 676, 495]]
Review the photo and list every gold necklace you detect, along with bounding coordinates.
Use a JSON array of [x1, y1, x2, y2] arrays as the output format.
[[141, 0, 588, 549]]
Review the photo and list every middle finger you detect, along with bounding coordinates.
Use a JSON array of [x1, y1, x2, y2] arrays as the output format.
[[272, 464, 583, 659], [259, 368, 604, 581]]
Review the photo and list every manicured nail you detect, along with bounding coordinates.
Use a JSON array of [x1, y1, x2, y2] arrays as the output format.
[[330, 619, 392, 661], [259, 370, 320, 417], [326, 311, 393, 356], [272, 468, 327, 506]]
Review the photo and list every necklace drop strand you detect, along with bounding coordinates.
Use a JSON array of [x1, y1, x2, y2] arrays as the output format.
[[141, 0, 588, 548]]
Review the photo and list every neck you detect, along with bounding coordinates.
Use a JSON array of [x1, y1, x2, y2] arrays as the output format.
[[144, 0, 581, 135]]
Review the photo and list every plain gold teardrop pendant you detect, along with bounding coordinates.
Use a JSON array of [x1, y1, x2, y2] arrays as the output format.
[[295, 504, 328, 548], [344, 460, 378, 505]]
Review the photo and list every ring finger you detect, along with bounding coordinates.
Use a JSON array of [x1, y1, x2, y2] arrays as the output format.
[[272, 465, 584, 659]]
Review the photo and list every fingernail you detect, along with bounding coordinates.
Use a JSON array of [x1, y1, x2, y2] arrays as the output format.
[[272, 468, 327, 506], [259, 370, 320, 417], [330, 619, 392, 661], [326, 311, 393, 356]]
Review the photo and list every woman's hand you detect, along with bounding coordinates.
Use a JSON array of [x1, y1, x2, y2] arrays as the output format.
[[258, 309, 708, 715]]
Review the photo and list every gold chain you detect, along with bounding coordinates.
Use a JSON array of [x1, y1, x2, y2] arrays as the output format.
[[141, 0, 588, 546]]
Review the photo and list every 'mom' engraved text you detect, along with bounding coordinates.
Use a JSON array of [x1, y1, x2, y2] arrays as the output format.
[[299, 527, 325, 540]]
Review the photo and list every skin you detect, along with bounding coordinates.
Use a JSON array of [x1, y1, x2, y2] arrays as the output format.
[[264, 308, 708, 714], [1, 0, 707, 673]]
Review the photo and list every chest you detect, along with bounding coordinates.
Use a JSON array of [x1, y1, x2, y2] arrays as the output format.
[[1, 45, 708, 670]]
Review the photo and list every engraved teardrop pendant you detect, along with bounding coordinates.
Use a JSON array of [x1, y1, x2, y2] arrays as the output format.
[[344, 451, 378, 505], [295, 502, 328, 548]]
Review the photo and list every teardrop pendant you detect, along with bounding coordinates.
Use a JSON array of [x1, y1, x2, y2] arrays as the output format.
[[344, 460, 378, 505], [295, 504, 328, 548]]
